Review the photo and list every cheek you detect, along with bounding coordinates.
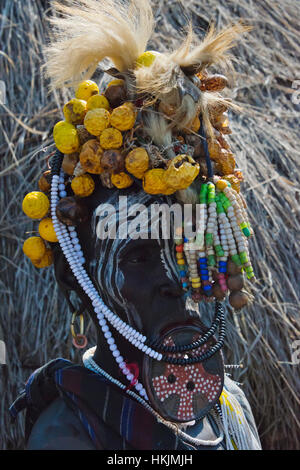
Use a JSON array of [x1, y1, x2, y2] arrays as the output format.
[[120, 270, 150, 302]]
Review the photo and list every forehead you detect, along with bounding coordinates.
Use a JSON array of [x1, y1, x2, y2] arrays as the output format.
[[92, 189, 180, 248]]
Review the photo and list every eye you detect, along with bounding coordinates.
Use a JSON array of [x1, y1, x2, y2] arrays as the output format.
[[120, 240, 160, 266], [126, 247, 151, 264]]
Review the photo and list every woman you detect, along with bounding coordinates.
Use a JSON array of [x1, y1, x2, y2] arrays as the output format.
[[10, 0, 261, 450]]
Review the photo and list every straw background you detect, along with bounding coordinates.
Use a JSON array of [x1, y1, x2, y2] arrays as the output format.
[[0, 0, 299, 450]]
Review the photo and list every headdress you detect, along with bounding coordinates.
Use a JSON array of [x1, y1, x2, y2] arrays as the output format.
[[20, 0, 255, 430]]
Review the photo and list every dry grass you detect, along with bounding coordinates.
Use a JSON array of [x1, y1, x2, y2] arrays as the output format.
[[0, 0, 299, 450]]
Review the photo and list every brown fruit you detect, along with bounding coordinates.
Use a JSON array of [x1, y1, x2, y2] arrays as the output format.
[[99, 171, 114, 189], [56, 196, 89, 226], [229, 290, 248, 310], [212, 112, 229, 129], [214, 150, 235, 176], [200, 75, 228, 92], [104, 84, 127, 109], [62, 153, 79, 176], [227, 260, 242, 276], [79, 139, 103, 174], [38, 170, 52, 193], [212, 282, 226, 300], [207, 139, 222, 161], [227, 274, 244, 291], [208, 102, 228, 121], [101, 149, 125, 174], [77, 125, 94, 146]]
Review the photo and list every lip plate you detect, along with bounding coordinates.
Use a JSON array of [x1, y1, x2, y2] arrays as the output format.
[[143, 321, 224, 423]]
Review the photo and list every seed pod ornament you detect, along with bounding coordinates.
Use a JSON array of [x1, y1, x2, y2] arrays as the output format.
[[101, 149, 125, 174], [79, 139, 103, 174], [56, 196, 90, 226]]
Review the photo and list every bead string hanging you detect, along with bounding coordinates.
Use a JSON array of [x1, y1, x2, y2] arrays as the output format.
[[176, 176, 254, 309]]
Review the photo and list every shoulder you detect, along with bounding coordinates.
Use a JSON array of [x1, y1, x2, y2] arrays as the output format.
[[27, 396, 97, 450]]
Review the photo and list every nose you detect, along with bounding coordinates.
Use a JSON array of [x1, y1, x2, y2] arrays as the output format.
[[159, 282, 184, 298]]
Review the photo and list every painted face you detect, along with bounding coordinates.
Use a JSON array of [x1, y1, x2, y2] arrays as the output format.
[[87, 188, 200, 341], [75, 185, 224, 423]]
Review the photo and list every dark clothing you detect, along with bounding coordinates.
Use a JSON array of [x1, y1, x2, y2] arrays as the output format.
[[10, 358, 225, 450]]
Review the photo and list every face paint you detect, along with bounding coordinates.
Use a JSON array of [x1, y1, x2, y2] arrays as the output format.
[[85, 189, 224, 422]]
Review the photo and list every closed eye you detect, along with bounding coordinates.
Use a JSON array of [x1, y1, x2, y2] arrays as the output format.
[[119, 240, 160, 266]]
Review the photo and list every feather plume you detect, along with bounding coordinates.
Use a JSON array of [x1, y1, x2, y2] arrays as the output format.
[[44, 0, 154, 89], [135, 23, 250, 99], [170, 23, 251, 72], [142, 111, 174, 156]]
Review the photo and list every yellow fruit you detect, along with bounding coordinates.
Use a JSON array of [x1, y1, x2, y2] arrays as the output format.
[[22, 191, 50, 219], [71, 174, 95, 197], [100, 128, 123, 149], [110, 103, 136, 131], [53, 121, 80, 154], [32, 249, 53, 268], [63, 98, 87, 125], [165, 155, 199, 191], [184, 115, 201, 134], [215, 179, 228, 191], [87, 94, 110, 111], [143, 169, 175, 195], [214, 150, 236, 176], [38, 218, 58, 243], [23, 236, 46, 261], [224, 174, 240, 193], [136, 51, 157, 68], [79, 139, 104, 174], [208, 139, 222, 161], [111, 172, 133, 189], [125, 148, 149, 179], [75, 80, 99, 101], [84, 108, 110, 136], [106, 79, 125, 88]]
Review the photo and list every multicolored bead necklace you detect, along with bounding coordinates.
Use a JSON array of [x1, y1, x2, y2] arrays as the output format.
[[176, 178, 255, 309]]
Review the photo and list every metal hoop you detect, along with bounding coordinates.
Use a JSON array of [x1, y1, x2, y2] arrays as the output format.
[[71, 312, 88, 349]]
